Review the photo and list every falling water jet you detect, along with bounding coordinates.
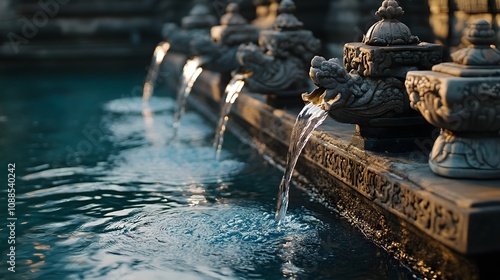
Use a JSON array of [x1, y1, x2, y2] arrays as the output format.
[[172, 57, 203, 137], [275, 96, 329, 227], [143, 41, 171, 103], [213, 72, 251, 161], [142, 104, 164, 147]]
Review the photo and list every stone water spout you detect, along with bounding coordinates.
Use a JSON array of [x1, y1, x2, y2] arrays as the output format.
[[302, 0, 442, 152], [161, 1, 217, 56], [405, 19, 500, 179], [236, 0, 321, 106], [190, 3, 259, 76]]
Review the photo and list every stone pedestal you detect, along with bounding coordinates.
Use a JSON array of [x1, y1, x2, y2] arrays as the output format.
[[406, 71, 500, 179], [405, 19, 500, 179]]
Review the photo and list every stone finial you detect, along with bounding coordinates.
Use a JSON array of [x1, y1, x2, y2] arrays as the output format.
[[272, 0, 304, 31], [451, 19, 500, 65], [220, 3, 248, 26], [375, 0, 404, 19], [363, 0, 419, 45], [181, 2, 218, 30]]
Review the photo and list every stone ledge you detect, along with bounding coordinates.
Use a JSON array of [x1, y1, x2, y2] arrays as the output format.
[[166, 53, 500, 279]]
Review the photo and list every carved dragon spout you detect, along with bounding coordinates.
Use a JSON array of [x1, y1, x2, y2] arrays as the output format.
[[236, 43, 309, 95], [302, 56, 408, 124], [190, 36, 241, 73]]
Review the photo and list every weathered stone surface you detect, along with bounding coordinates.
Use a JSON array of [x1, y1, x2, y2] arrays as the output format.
[[237, 0, 321, 99], [405, 19, 500, 179], [303, 56, 409, 123], [362, 0, 419, 46], [405, 71, 500, 178], [344, 42, 443, 79], [301, 0, 443, 153], [191, 3, 259, 74]]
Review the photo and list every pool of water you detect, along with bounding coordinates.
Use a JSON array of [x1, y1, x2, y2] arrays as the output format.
[[0, 64, 418, 279]]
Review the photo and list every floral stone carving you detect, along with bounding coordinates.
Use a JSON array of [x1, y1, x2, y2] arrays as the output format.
[[405, 19, 500, 179]]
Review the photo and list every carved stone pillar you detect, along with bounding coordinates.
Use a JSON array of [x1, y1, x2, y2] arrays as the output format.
[[302, 0, 443, 152], [190, 3, 260, 95], [236, 0, 321, 107], [405, 19, 500, 179], [191, 3, 259, 72]]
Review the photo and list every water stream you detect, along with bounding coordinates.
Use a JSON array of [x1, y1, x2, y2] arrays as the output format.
[[142, 41, 171, 102], [172, 57, 203, 135], [276, 102, 329, 226], [214, 74, 247, 161]]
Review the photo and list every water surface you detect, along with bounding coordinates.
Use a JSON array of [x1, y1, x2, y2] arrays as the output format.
[[0, 64, 417, 280]]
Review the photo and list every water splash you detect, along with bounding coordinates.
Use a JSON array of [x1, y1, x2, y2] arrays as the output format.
[[172, 57, 203, 136], [276, 102, 328, 226], [214, 73, 248, 161], [143, 41, 171, 103]]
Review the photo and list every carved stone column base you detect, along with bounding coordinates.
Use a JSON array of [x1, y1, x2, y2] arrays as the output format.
[[352, 120, 435, 153], [429, 130, 500, 179]]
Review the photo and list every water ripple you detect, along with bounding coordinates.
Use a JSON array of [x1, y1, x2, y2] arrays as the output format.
[[103, 97, 173, 114], [103, 145, 246, 186], [64, 204, 326, 280]]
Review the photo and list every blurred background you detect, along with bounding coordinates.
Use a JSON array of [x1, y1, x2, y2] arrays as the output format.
[[0, 0, 499, 66]]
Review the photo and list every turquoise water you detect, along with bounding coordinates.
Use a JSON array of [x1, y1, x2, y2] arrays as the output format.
[[0, 64, 417, 279]]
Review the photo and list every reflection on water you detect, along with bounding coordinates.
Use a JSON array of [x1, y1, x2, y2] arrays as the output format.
[[0, 66, 417, 279], [173, 58, 203, 135]]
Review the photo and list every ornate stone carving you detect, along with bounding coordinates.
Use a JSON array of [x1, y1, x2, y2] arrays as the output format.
[[406, 75, 500, 132], [302, 56, 407, 124], [344, 43, 443, 78], [301, 0, 442, 152], [237, 43, 308, 95], [362, 0, 419, 46], [299, 135, 465, 247], [405, 19, 500, 179], [431, 130, 500, 171], [190, 3, 259, 73], [236, 0, 321, 97]]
